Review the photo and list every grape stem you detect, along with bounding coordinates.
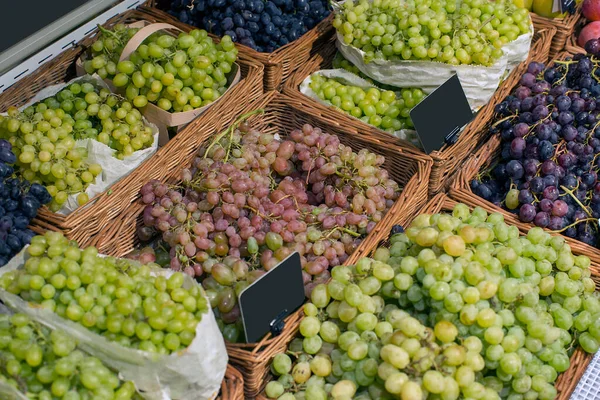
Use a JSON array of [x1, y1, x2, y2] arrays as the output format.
[[203, 109, 264, 161], [492, 114, 518, 128], [559, 185, 593, 218], [548, 218, 597, 233]]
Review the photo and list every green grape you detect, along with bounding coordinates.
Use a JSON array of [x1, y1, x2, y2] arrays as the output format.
[[309, 71, 423, 146], [84, 26, 237, 113], [0, 231, 208, 354], [333, 0, 530, 66], [0, 312, 140, 399]]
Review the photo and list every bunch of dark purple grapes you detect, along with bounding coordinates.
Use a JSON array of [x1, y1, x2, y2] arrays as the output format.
[[135, 113, 400, 341], [0, 140, 51, 266], [472, 55, 600, 246], [164, 0, 330, 52]]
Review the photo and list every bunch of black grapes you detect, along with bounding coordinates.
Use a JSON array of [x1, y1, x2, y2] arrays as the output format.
[[472, 55, 600, 247], [164, 0, 330, 52], [0, 139, 51, 266]]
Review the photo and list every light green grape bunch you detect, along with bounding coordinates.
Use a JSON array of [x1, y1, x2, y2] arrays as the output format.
[[308, 73, 424, 131], [333, 0, 531, 66], [0, 231, 210, 354], [84, 24, 238, 113], [0, 81, 155, 210], [0, 312, 140, 400], [265, 204, 600, 400]]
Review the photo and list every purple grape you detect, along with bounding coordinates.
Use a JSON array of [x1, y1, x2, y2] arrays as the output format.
[[585, 38, 600, 56], [519, 189, 534, 205], [519, 204, 536, 222], [530, 177, 544, 193], [534, 212, 549, 228], [540, 198, 553, 213], [552, 200, 568, 217], [514, 123, 529, 137], [548, 216, 564, 230], [520, 73, 536, 87], [506, 160, 524, 179], [543, 186, 559, 201]]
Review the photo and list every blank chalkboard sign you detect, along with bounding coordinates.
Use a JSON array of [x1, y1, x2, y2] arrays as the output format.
[[239, 252, 305, 343], [410, 74, 474, 154]]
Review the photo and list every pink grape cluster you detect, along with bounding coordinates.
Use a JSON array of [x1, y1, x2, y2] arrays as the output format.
[[137, 119, 400, 341]]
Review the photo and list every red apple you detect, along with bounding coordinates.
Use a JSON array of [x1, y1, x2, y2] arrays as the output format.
[[578, 21, 600, 47], [583, 0, 600, 21]]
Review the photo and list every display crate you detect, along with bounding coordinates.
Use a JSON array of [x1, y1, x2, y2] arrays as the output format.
[[142, 3, 334, 91], [92, 90, 432, 396], [282, 27, 556, 196], [0, 8, 264, 247]]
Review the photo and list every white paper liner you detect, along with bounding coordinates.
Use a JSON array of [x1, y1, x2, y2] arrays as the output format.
[[299, 68, 422, 148], [335, 21, 533, 109], [0, 248, 227, 400], [9, 75, 160, 216]]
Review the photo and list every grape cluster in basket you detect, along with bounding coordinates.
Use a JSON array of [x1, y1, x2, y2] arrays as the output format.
[[265, 204, 600, 400], [0, 81, 154, 211], [0, 140, 50, 267], [164, 0, 330, 52], [85, 24, 238, 112], [134, 111, 401, 342], [0, 313, 139, 399], [333, 0, 530, 66], [472, 55, 600, 247], [0, 231, 210, 354]]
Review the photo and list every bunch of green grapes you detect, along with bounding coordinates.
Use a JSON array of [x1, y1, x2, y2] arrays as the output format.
[[0, 81, 154, 210], [265, 257, 491, 400], [0, 312, 139, 399], [266, 204, 600, 399], [84, 24, 238, 112], [52, 83, 154, 159], [0, 231, 210, 354], [308, 73, 424, 132], [333, 0, 531, 66]]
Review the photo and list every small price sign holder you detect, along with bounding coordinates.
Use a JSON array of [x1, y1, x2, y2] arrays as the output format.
[[239, 252, 306, 343], [409, 74, 474, 154]]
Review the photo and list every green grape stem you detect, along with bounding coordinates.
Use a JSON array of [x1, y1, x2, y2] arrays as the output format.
[[203, 109, 265, 161]]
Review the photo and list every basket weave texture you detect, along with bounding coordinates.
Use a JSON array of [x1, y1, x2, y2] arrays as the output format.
[[141, 3, 334, 91], [531, 5, 584, 59], [282, 27, 556, 197], [97, 90, 431, 396], [0, 8, 264, 247], [564, 24, 587, 55], [219, 365, 245, 400]]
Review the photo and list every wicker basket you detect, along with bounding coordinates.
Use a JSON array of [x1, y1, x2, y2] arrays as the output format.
[[0, 8, 264, 247], [359, 193, 595, 400], [219, 365, 245, 400], [448, 50, 600, 278], [564, 22, 588, 55], [283, 27, 556, 196], [91, 90, 432, 396], [140, 3, 334, 91], [531, 4, 583, 59], [255, 192, 597, 400]]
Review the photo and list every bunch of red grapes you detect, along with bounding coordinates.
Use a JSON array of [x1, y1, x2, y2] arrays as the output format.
[[135, 114, 400, 341]]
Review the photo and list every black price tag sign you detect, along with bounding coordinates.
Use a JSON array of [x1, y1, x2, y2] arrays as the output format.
[[239, 252, 305, 343], [409, 74, 474, 154]]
